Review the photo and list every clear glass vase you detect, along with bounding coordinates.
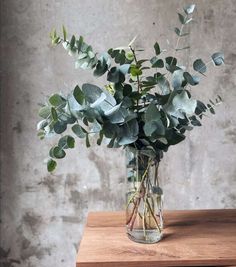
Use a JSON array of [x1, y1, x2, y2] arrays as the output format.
[[125, 147, 163, 244]]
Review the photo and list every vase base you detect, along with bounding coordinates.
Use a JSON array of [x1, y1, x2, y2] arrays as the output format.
[[126, 228, 163, 244]]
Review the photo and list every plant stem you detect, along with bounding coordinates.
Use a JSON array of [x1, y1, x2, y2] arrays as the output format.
[[129, 46, 141, 107]]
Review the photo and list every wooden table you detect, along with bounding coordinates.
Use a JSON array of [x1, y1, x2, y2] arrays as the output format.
[[76, 209, 236, 267]]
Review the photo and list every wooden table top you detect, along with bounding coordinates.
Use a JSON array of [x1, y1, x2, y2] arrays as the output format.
[[76, 209, 236, 267]]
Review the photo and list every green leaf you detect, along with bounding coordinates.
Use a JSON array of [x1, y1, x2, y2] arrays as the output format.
[[144, 120, 165, 138], [157, 75, 171, 95], [183, 72, 200, 85], [47, 159, 57, 172], [51, 107, 58, 121], [118, 119, 139, 145], [145, 102, 161, 121], [85, 133, 90, 147], [70, 35, 76, 49], [174, 27, 189, 37], [125, 51, 134, 61], [37, 119, 48, 131], [72, 124, 86, 138], [130, 65, 142, 76], [97, 131, 104, 145], [93, 53, 110, 77], [39, 106, 51, 119], [174, 27, 181, 36], [207, 104, 215, 114], [62, 25, 67, 41], [119, 64, 130, 75], [76, 36, 84, 51], [165, 129, 185, 145], [184, 4, 195, 15], [73, 85, 84, 105], [193, 59, 207, 74], [107, 67, 125, 83], [49, 94, 65, 107], [54, 121, 67, 134], [172, 70, 185, 89], [154, 42, 161, 56], [150, 57, 164, 68], [82, 83, 102, 103], [50, 146, 66, 159], [178, 13, 186, 24], [172, 91, 197, 115], [211, 52, 224, 66], [165, 57, 179, 72], [58, 135, 75, 149], [123, 84, 132, 96], [190, 115, 202, 126]]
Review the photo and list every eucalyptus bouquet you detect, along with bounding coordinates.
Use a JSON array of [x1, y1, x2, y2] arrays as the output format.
[[37, 4, 224, 243]]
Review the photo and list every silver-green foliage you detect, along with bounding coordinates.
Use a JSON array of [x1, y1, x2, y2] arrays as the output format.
[[39, 4, 224, 171]]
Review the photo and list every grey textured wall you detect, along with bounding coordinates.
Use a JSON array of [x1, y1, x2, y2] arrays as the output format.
[[1, 0, 236, 266]]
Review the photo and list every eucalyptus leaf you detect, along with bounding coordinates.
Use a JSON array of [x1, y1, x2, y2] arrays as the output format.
[[58, 135, 75, 149], [211, 52, 224, 66], [70, 35, 76, 49], [172, 70, 185, 89], [183, 72, 200, 85], [85, 134, 90, 147], [73, 85, 85, 105], [154, 42, 161, 55], [178, 13, 186, 24], [150, 57, 164, 68], [107, 67, 125, 83], [49, 94, 65, 107], [145, 102, 161, 122], [39, 106, 51, 119], [51, 107, 58, 121], [184, 4, 195, 15], [50, 146, 66, 159], [193, 59, 207, 74], [54, 121, 67, 134], [47, 159, 57, 172], [157, 75, 171, 95], [72, 124, 86, 138]]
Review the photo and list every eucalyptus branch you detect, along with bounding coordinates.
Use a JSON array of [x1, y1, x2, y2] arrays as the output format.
[[39, 4, 224, 173], [129, 46, 141, 95]]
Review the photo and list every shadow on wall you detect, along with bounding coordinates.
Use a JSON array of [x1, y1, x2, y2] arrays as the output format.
[[0, 247, 20, 267]]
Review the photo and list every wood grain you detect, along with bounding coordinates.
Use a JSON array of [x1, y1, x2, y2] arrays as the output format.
[[76, 209, 236, 267]]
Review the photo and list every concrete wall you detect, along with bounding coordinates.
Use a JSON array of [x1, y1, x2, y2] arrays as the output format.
[[1, 0, 236, 266]]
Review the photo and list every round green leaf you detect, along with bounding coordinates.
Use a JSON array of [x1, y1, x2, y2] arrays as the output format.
[[211, 52, 224, 66], [58, 135, 75, 149], [54, 121, 67, 134], [50, 146, 66, 159], [49, 94, 65, 107], [72, 124, 86, 138], [47, 159, 57, 172], [193, 59, 206, 74]]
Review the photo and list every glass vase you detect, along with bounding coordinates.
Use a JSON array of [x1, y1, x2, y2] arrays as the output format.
[[125, 147, 163, 243]]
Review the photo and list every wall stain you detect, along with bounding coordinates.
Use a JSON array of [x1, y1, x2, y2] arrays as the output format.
[[38, 174, 63, 194], [12, 121, 22, 134], [0, 247, 20, 267], [60, 216, 82, 224], [224, 128, 236, 143], [22, 212, 43, 234], [20, 245, 51, 261], [88, 150, 111, 193], [17, 225, 52, 261], [64, 173, 80, 188], [69, 190, 88, 210]]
